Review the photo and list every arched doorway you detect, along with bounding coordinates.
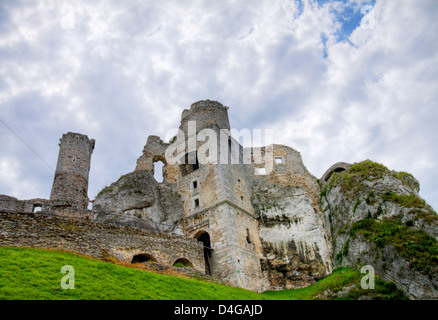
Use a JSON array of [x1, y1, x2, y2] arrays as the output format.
[[152, 155, 167, 183], [194, 231, 213, 275]]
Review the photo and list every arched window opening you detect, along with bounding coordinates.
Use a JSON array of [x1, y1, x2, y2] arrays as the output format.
[[154, 161, 164, 183], [173, 258, 193, 268], [324, 167, 347, 182], [194, 231, 213, 276], [131, 253, 158, 264], [33, 205, 42, 213]]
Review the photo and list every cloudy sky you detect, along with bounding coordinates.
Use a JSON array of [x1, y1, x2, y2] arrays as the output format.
[[1, 0, 437, 211]]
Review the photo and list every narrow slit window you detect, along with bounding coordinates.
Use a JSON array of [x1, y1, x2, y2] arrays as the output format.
[[246, 229, 252, 244]]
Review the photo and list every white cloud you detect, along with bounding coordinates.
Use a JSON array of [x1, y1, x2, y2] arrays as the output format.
[[0, 0, 437, 210]]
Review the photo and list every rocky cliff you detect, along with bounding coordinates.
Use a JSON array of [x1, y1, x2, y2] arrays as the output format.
[[90, 158, 438, 298], [321, 160, 438, 299], [253, 184, 332, 289], [92, 170, 184, 234], [250, 145, 333, 290]]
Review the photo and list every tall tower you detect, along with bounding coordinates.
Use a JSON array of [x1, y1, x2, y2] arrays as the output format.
[[178, 100, 269, 291], [50, 132, 95, 211]]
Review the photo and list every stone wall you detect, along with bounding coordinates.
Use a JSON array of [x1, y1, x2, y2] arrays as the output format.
[[0, 212, 205, 272], [321, 162, 352, 182], [182, 201, 269, 292], [0, 195, 50, 214], [250, 144, 333, 289]]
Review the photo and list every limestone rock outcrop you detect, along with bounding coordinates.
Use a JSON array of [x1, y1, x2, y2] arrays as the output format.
[[92, 170, 184, 234], [321, 160, 438, 299], [251, 145, 333, 289], [254, 185, 331, 289]]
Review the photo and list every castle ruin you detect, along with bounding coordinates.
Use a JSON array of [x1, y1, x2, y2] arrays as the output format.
[[1, 100, 335, 292]]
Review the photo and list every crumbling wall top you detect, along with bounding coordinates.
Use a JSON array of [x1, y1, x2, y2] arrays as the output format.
[[179, 100, 230, 133], [321, 162, 352, 182]]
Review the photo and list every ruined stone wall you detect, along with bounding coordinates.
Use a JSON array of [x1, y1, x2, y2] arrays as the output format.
[[183, 202, 269, 292], [178, 164, 220, 216], [253, 144, 322, 208], [216, 163, 254, 212], [135, 135, 180, 184], [210, 203, 268, 292], [87, 101, 335, 292], [50, 132, 95, 211], [321, 162, 352, 182], [179, 161, 269, 291], [0, 195, 50, 214], [250, 144, 333, 289], [0, 194, 93, 220], [0, 212, 204, 272]]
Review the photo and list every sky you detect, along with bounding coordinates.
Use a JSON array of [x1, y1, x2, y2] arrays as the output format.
[[1, 0, 437, 211]]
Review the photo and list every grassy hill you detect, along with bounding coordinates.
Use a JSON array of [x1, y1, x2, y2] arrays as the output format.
[[0, 247, 407, 300]]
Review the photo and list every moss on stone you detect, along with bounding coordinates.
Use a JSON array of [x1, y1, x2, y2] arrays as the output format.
[[335, 239, 350, 264], [329, 160, 390, 194], [381, 191, 427, 209], [350, 217, 438, 275]]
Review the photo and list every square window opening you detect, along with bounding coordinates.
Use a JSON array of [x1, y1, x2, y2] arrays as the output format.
[[274, 156, 284, 164]]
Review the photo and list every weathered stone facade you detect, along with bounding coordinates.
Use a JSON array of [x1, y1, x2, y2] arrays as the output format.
[[94, 100, 333, 292], [0, 195, 50, 214], [3, 99, 435, 297], [50, 132, 95, 213]]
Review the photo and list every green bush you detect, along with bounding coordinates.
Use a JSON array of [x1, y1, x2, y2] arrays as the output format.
[[329, 160, 390, 193], [381, 191, 427, 209]]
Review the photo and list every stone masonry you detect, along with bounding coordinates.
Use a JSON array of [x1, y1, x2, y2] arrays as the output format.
[[1, 99, 436, 297], [50, 132, 95, 212], [1, 100, 346, 292], [0, 212, 204, 272], [92, 100, 333, 291]]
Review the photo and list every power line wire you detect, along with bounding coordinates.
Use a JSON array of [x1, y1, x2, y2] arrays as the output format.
[[0, 118, 55, 172]]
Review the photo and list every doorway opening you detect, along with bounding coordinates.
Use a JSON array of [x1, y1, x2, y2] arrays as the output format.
[[194, 231, 213, 276]]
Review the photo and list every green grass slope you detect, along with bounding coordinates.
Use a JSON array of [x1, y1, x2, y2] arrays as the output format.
[[0, 247, 407, 300]]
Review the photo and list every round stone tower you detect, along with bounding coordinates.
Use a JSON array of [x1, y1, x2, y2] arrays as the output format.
[[179, 100, 230, 134], [50, 132, 95, 211]]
